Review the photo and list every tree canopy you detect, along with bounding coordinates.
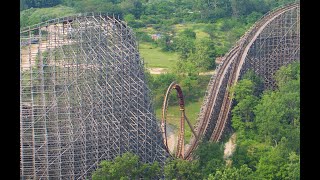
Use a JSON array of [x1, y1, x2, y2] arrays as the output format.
[[229, 62, 300, 179], [91, 152, 161, 179]]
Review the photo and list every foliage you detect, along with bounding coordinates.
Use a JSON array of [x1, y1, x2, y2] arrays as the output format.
[[175, 60, 199, 77], [230, 0, 269, 17], [91, 152, 160, 179], [149, 73, 178, 108], [136, 32, 153, 43], [188, 39, 216, 71], [229, 71, 263, 139], [281, 151, 300, 179], [164, 158, 202, 180], [158, 34, 175, 52], [173, 29, 196, 60], [245, 11, 264, 24], [241, 70, 264, 96], [194, 141, 225, 178], [208, 164, 254, 180], [255, 138, 299, 179], [254, 62, 300, 145], [231, 139, 271, 170], [21, 0, 62, 10], [20, 5, 76, 28], [173, 29, 216, 75], [229, 62, 300, 178], [20, 0, 28, 11], [275, 61, 300, 89], [119, 0, 144, 18], [73, 0, 123, 16]]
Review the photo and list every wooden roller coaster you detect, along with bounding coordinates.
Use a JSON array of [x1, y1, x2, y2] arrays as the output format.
[[161, 2, 300, 160]]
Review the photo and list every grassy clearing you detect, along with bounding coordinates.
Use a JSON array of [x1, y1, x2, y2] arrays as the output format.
[[138, 23, 211, 69], [174, 23, 210, 40], [173, 21, 247, 56], [137, 26, 157, 34], [139, 42, 179, 68]]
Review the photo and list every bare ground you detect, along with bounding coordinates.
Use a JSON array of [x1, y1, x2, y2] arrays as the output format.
[[166, 124, 177, 153], [147, 68, 168, 74], [224, 133, 237, 159]]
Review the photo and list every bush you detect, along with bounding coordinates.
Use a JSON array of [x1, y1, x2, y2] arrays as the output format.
[[136, 31, 153, 43], [128, 20, 145, 28], [92, 152, 161, 179]]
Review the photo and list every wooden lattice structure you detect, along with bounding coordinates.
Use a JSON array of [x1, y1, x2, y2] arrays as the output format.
[[20, 13, 167, 179]]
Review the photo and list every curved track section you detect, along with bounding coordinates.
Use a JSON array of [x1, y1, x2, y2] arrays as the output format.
[[184, 2, 300, 159], [20, 13, 168, 179], [161, 82, 197, 159]]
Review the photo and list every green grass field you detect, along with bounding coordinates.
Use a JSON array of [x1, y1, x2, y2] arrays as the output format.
[[138, 23, 212, 69], [174, 23, 210, 40], [139, 42, 179, 68]]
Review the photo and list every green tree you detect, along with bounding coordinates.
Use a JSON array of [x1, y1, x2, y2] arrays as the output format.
[[254, 63, 300, 145], [180, 28, 196, 39], [20, 0, 28, 10], [194, 0, 231, 21], [174, 36, 195, 60], [23, 0, 62, 8], [158, 34, 175, 52], [255, 138, 294, 179], [241, 70, 264, 96], [275, 61, 300, 89], [164, 158, 202, 180], [208, 164, 254, 180], [124, 13, 135, 22], [230, 62, 300, 178], [280, 152, 300, 179], [194, 142, 225, 178], [74, 0, 123, 15], [175, 60, 199, 76], [92, 152, 160, 179], [229, 71, 263, 136], [188, 39, 216, 71], [119, 0, 144, 18], [230, 0, 269, 18], [174, 29, 196, 60], [20, 5, 76, 28], [150, 73, 178, 108], [231, 139, 271, 170]]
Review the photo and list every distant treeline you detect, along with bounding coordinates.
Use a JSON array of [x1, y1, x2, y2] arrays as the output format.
[[20, 0, 297, 27]]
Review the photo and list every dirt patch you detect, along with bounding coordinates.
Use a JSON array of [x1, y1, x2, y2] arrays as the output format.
[[147, 68, 168, 74], [215, 56, 223, 64], [166, 124, 177, 153], [224, 133, 237, 159], [199, 71, 215, 75]]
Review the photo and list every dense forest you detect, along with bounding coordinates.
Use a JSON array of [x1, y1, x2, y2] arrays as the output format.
[[20, 0, 300, 179]]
